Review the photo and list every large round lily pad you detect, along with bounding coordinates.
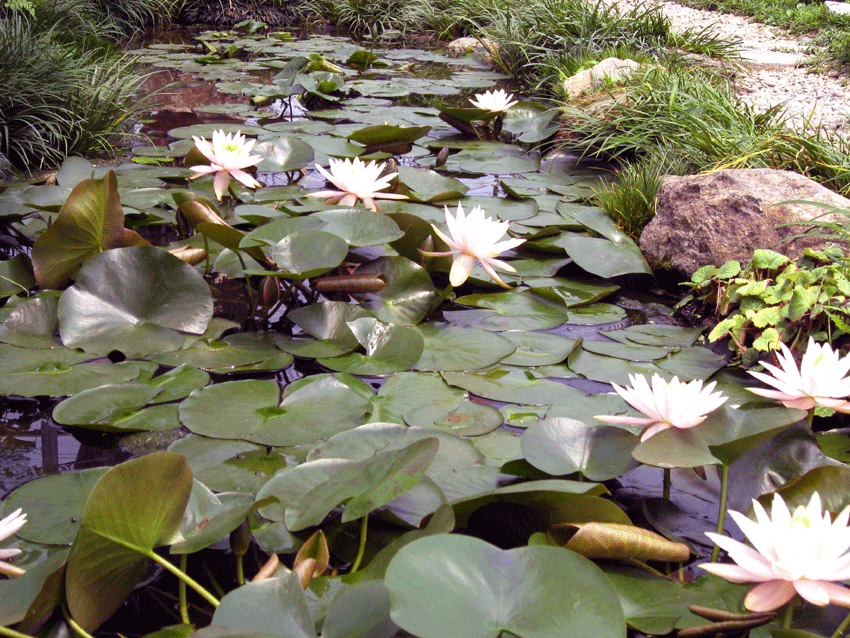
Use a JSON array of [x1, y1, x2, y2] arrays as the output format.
[[179, 377, 372, 446], [57, 246, 213, 356], [385, 535, 627, 638]]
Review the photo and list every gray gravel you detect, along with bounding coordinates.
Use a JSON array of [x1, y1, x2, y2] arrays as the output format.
[[609, 0, 850, 131]]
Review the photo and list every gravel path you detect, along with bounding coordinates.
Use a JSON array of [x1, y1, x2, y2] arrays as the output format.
[[611, 0, 850, 132]]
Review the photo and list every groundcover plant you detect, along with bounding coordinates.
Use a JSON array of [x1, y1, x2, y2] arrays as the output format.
[[0, 27, 849, 638]]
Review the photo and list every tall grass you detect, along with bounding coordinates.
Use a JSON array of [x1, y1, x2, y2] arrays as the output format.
[[0, 10, 157, 172]]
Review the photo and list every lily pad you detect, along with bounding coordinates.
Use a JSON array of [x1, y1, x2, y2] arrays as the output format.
[[385, 535, 626, 638], [57, 246, 213, 356], [179, 376, 372, 446]]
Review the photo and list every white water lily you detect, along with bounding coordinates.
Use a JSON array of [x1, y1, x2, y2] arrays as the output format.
[[468, 89, 519, 113], [702, 492, 850, 612], [304, 157, 408, 213], [189, 129, 263, 200], [748, 338, 850, 412], [594, 373, 728, 442], [0, 508, 26, 570], [420, 203, 525, 288]]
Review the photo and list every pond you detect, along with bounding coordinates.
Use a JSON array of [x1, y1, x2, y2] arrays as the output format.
[[0, 23, 848, 638]]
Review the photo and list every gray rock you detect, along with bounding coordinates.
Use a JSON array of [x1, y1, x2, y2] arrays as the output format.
[[561, 57, 641, 96], [639, 168, 850, 277]]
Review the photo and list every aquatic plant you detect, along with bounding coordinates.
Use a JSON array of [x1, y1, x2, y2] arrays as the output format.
[[304, 157, 407, 212], [188, 130, 263, 201], [703, 492, 850, 616]]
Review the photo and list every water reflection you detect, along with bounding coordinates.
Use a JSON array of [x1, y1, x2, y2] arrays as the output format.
[[0, 399, 136, 497]]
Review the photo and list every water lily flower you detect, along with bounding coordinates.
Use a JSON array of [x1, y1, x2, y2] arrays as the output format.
[[748, 338, 850, 412], [595, 373, 728, 442], [304, 157, 407, 213], [0, 508, 26, 569], [702, 492, 850, 612], [468, 89, 519, 113], [189, 129, 262, 200], [420, 203, 525, 288]]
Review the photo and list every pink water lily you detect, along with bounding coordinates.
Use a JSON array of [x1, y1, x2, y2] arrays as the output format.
[[748, 338, 850, 412], [468, 89, 519, 113], [702, 492, 850, 612], [304, 157, 407, 212], [0, 508, 26, 571], [420, 203, 525, 288], [595, 373, 728, 442], [189, 129, 263, 200]]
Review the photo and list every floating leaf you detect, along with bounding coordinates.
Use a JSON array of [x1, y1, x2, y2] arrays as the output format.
[[521, 418, 639, 480], [385, 535, 627, 638], [179, 377, 372, 446], [57, 246, 213, 357]]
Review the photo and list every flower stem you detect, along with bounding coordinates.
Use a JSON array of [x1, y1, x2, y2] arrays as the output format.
[[236, 554, 245, 586], [831, 606, 850, 638], [711, 464, 730, 563], [426, 283, 454, 316], [350, 513, 369, 574], [179, 553, 189, 625], [807, 409, 815, 428], [780, 598, 795, 630], [663, 468, 671, 500], [148, 551, 220, 609]]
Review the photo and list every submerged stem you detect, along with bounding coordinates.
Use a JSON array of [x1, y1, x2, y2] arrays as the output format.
[[711, 464, 730, 563], [148, 551, 220, 609], [236, 554, 245, 586], [663, 467, 671, 500], [350, 513, 369, 574]]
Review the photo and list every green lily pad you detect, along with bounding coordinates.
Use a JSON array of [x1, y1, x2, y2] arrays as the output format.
[[57, 246, 213, 357], [357, 256, 436, 326], [1, 467, 110, 545], [0, 255, 35, 298], [179, 376, 372, 446], [31, 171, 125, 289], [269, 230, 349, 279], [405, 399, 503, 436], [253, 136, 314, 172], [370, 372, 466, 424], [442, 367, 588, 406], [65, 452, 193, 632], [318, 318, 425, 375], [385, 535, 626, 638], [499, 331, 576, 366], [284, 438, 439, 530], [169, 434, 293, 494], [151, 333, 293, 373], [413, 324, 515, 372], [521, 418, 640, 480], [212, 574, 316, 638], [311, 209, 404, 246]]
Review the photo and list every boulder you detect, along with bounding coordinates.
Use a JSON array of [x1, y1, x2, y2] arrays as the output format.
[[562, 57, 641, 96], [445, 37, 496, 60], [639, 168, 850, 277]]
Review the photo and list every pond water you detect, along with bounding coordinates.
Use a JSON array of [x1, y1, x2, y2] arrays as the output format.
[[1, 21, 847, 638]]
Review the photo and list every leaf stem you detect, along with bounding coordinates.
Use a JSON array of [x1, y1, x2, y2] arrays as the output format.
[[179, 553, 190, 624], [711, 464, 730, 563], [663, 467, 671, 500], [0, 626, 36, 638], [350, 513, 369, 574], [426, 283, 454, 316], [148, 551, 220, 608], [61, 600, 97, 638]]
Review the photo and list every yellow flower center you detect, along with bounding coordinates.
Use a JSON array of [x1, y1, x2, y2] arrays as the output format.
[[223, 142, 238, 153], [790, 505, 811, 529]]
